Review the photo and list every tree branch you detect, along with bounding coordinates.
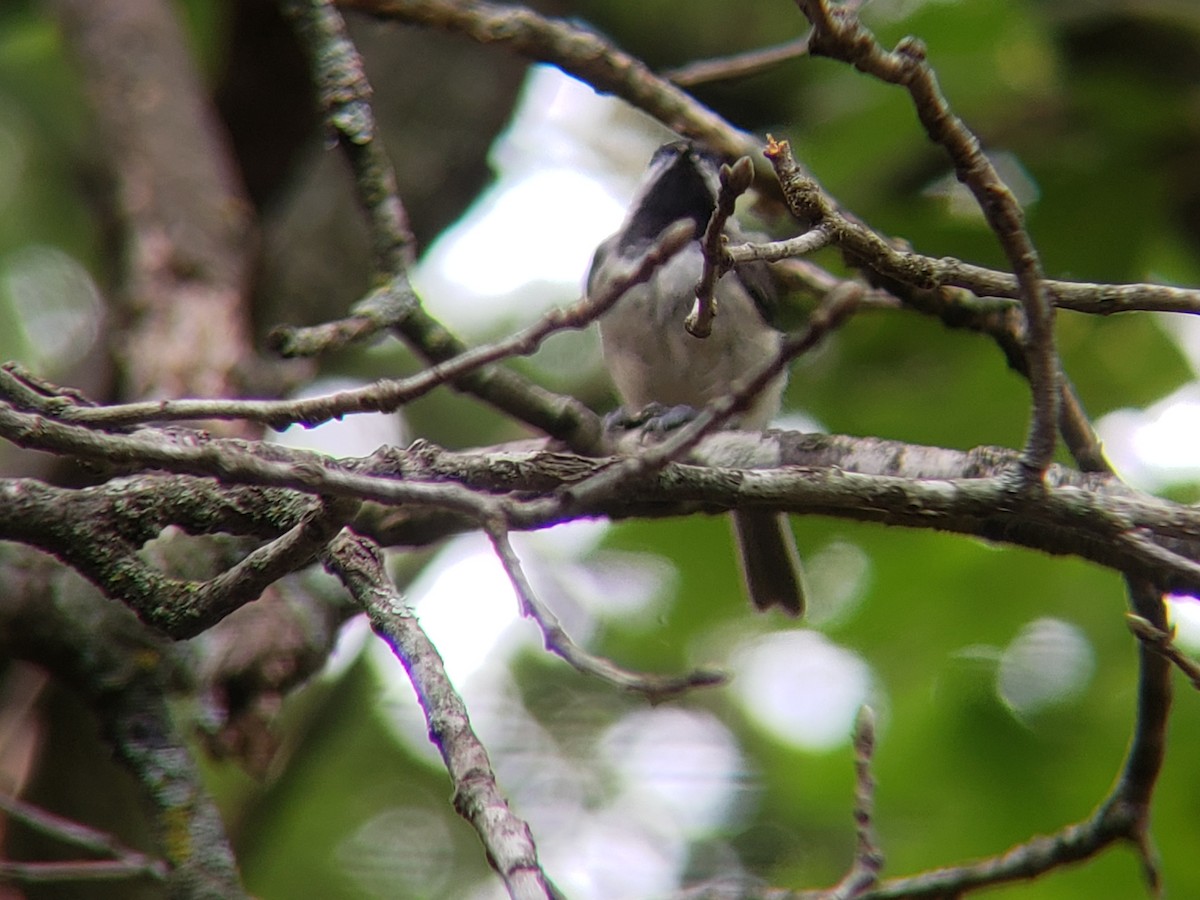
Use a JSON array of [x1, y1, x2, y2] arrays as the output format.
[[0, 794, 168, 885], [48, 0, 255, 407], [486, 523, 724, 700], [282, 0, 603, 452], [3, 403, 1199, 606], [324, 531, 561, 899], [825, 707, 883, 900], [0, 549, 246, 899], [0, 474, 355, 639], [2, 221, 692, 433], [339, 0, 1200, 315], [665, 33, 814, 87], [793, 0, 1060, 476], [1128, 613, 1200, 691]]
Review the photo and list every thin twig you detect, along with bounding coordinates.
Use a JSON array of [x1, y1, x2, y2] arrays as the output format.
[[1127, 614, 1200, 691], [933, 262, 1200, 316], [665, 34, 813, 86], [825, 707, 883, 899], [859, 818, 1120, 898], [268, 273, 419, 358], [0, 859, 169, 884], [688, 155, 756, 338], [725, 227, 833, 266], [0, 223, 691, 433], [485, 523, 724, 701], [0, 794, 168, 883]]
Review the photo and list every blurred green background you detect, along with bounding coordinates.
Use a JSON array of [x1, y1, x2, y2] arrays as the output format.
[[2, 0, 1199, 898]]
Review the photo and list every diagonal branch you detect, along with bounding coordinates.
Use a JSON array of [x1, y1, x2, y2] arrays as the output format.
[[4, 221, 693, 432], [688, 155, 755, 338], [339, 0, 767, 177], [665, 33, 814, 86], [283, 0, 603, 452], [281, 0, 416, 272], [324, 531, 561, 899]]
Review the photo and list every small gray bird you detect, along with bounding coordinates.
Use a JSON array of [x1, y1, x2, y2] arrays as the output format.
[[589, 141, 805, 616]]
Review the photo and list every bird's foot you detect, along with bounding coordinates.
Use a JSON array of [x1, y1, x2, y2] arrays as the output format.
[[604, 402, 699, 434]]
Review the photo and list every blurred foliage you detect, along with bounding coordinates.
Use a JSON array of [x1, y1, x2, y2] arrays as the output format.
[[3, 0, 1200, 898]]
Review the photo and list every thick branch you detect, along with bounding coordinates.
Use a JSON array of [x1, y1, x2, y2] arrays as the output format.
[[50, 0, 255, 406], [2, 407, 1199, 598], [0, 475, 355, 638]]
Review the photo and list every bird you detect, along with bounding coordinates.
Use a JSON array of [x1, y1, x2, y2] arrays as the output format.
[[588, 140, 805, 616]]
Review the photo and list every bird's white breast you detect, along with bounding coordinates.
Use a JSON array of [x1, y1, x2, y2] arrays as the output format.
[[598, 244, 786, 430]]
